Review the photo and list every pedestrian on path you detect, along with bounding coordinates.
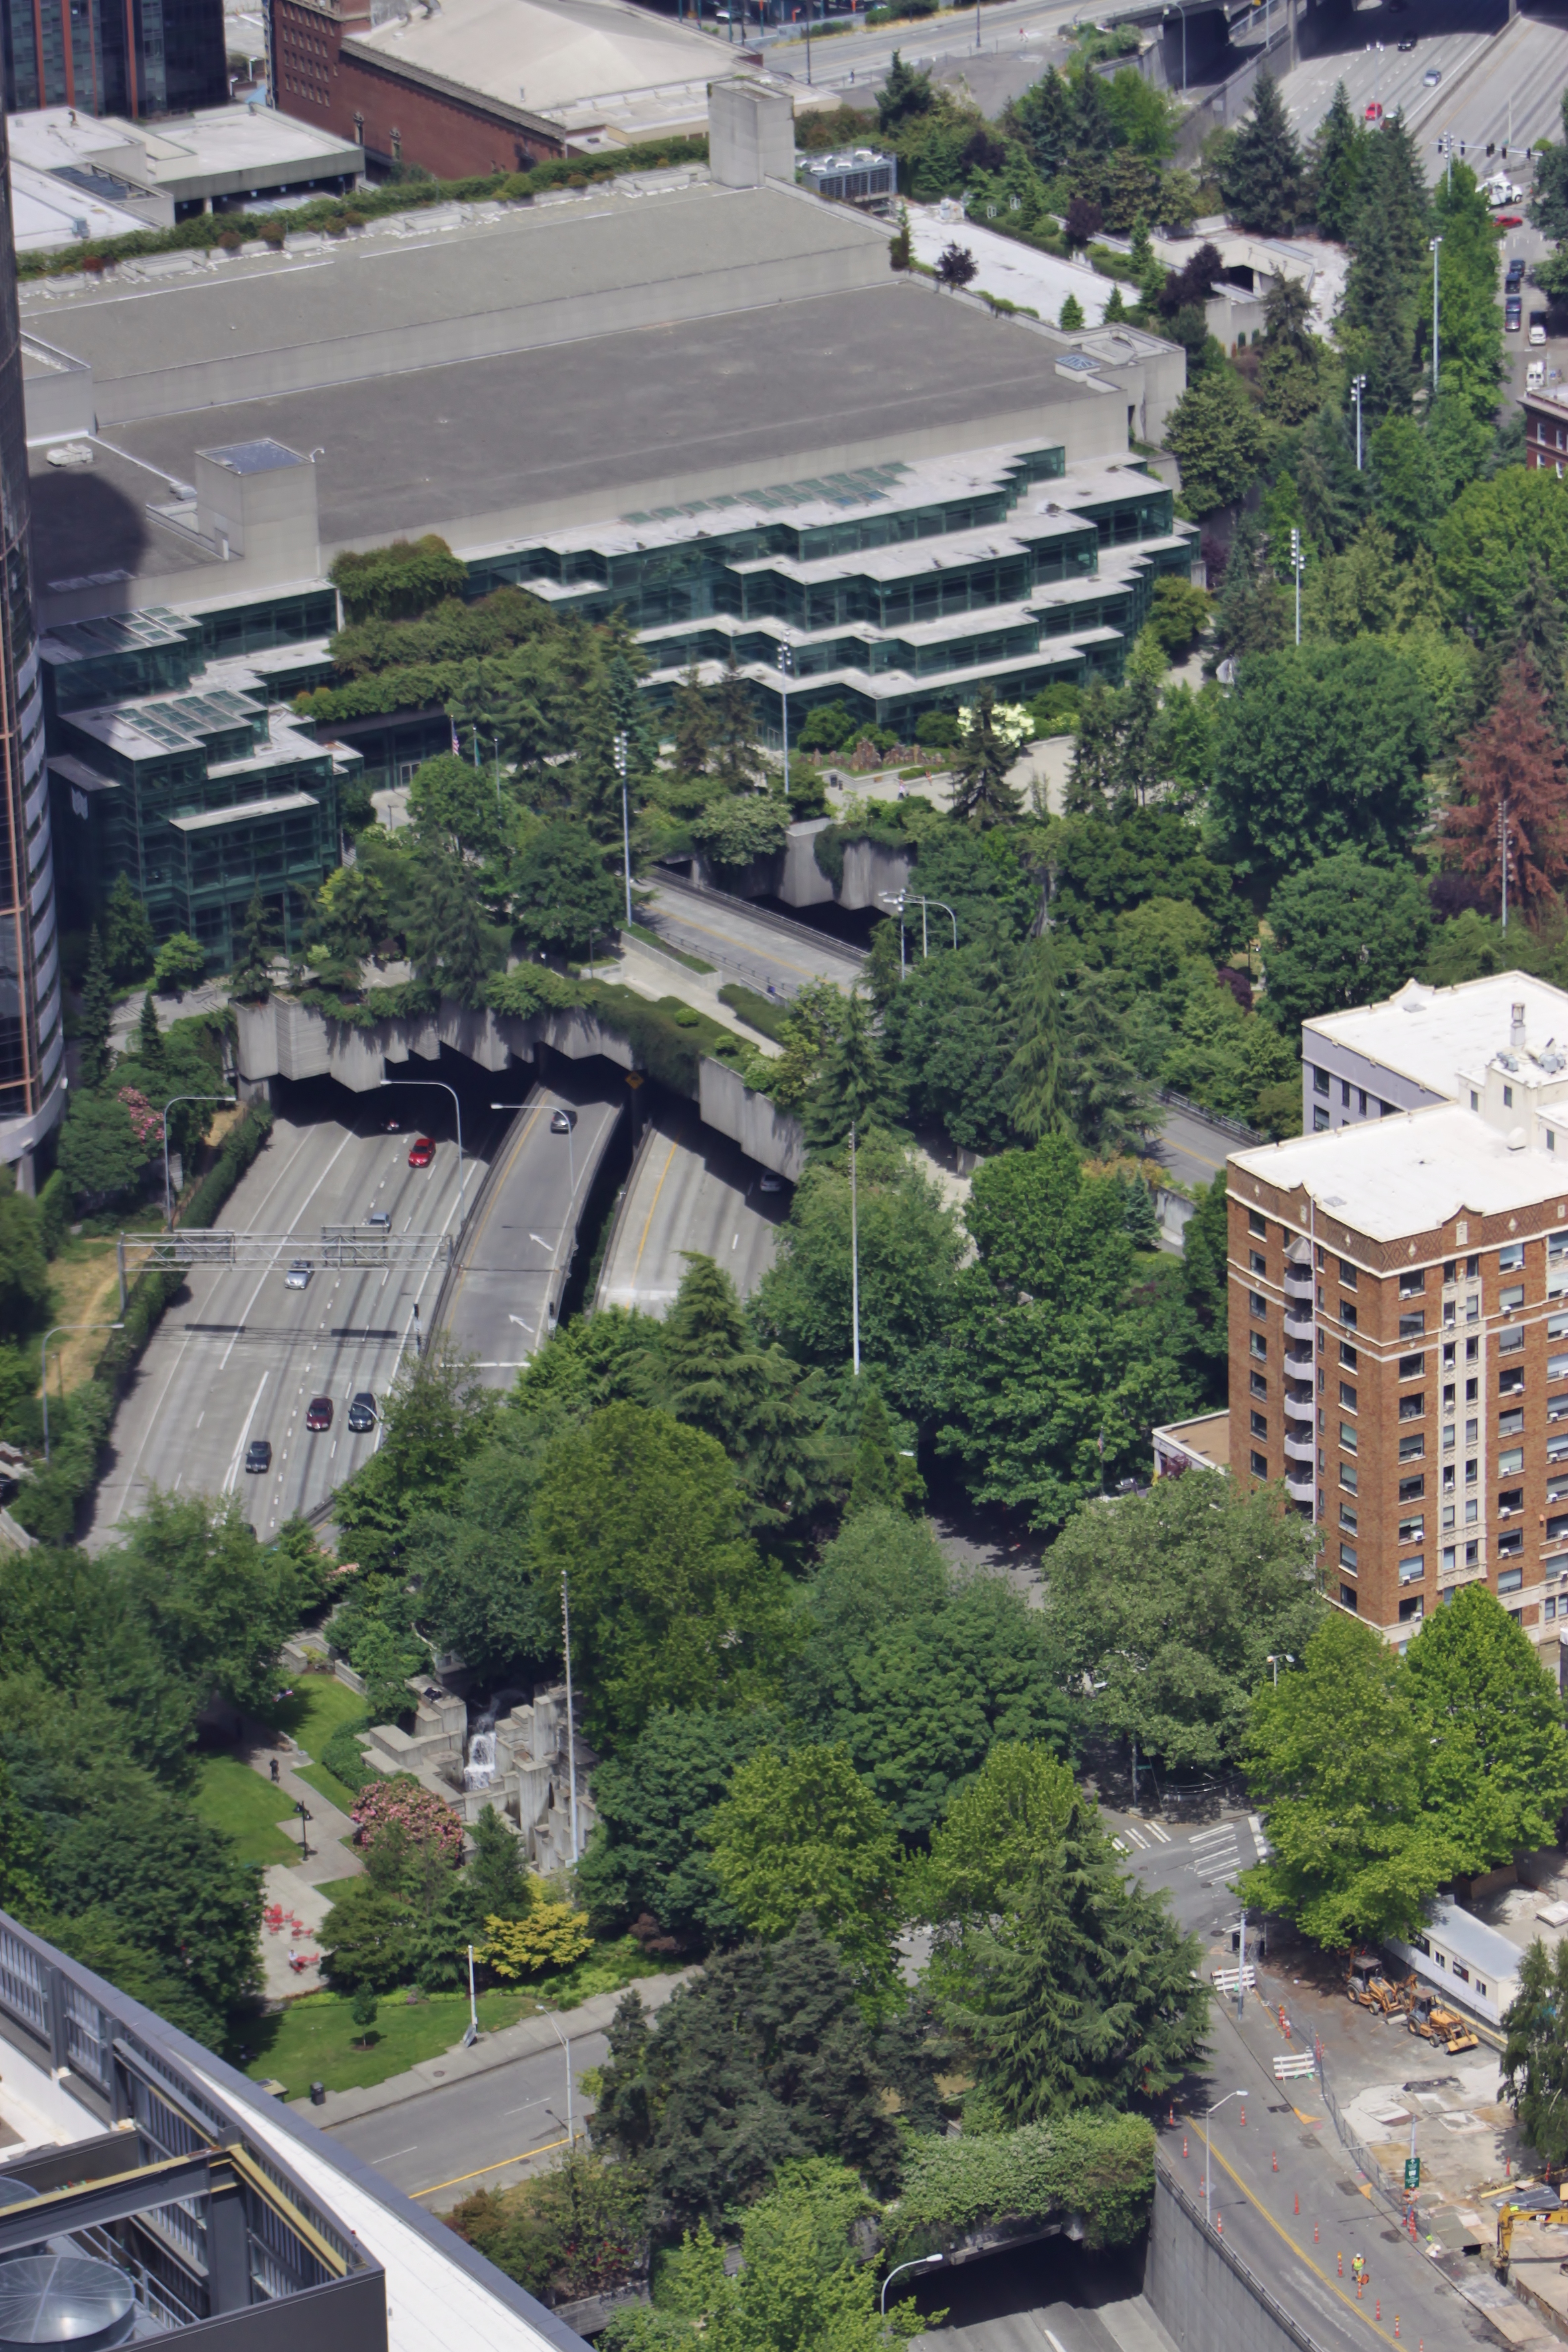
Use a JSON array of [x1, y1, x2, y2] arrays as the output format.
[[269, 1757, 280, 1784]]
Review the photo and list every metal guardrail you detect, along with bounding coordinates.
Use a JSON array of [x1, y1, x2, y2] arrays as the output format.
[[1156, 2157, 1326, 2352], [653, 866, 869, 963], [1156, 1086, 1267, 1148]]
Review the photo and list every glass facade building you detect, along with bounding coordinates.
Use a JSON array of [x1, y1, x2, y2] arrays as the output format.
[[0, 111, 62, 1177], [1, 0, 228, 117]]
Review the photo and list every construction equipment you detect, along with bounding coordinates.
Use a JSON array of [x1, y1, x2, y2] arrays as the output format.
[[1407, 1992, 1479, 2054], [1346, 1955, 1414, 2016], [1496, 2201, 1568, 2276]]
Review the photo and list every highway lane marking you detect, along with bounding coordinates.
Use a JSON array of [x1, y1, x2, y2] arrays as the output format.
[[632, 1127, 686, 1290], [409, 2134, 571, 2198], [1196, 2127, 1390, 2342], [221, 1371, 270, 1494], [218, 1124, 360, 1372]]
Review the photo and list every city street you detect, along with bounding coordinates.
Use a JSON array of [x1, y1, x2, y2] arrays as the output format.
[[329, 2031, 608, 2205], [86, 1079, 503, 1548], [644, 876, 866, 1000]]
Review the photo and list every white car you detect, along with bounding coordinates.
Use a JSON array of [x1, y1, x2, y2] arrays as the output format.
[[285, 1260, 313, 1290], [1423, 65, 1441, 85], [1531, 324, 1548, 347]]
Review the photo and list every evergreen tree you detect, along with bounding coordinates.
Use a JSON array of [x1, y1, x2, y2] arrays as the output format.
[[1006, 942, 1067, 1144], [1212, 515, 1290, 660], [1058, 292, 1085, 332], [876, 49, 933, 133], [1443, 657, 1568, 926], [465, 1802, 534, 1922], [230, 886, 280, 1001], [135, 990, 163, 1079], [1504, 1937, 1568, 2168], [77, 925, 112, 1091], [1103, 281, 1129, 323], [944, 1796, 1209, 2119], [1061, 970, 1152, 1155], [802, 994, 899, 1148], [1114, 639, 1164, 809], [950, 688, 1022, 827], [1511, 558, 1568, 741], [1063, 681, 1120, 813], [661, 1254, 771, 1460], [709, 657, 760, 795], [845, 1386, 921, 1519], [1220, 74, 1304, 235], [1010, 64, 1073, 178], [407, 846, 492, 1006], [1341, 131, 1427, 420], [102, 871, 154, 986], [1310, 81, 1366, 243]]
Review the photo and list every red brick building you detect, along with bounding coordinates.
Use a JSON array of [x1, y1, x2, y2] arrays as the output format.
[[1523, 382, 1568, 475]]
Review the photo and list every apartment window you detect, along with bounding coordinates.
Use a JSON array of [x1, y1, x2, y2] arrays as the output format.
[[1341, 1462, 1358, 1492], [1340, 1302, 1358, 1329], [1443, 1422, 1457, 1450], [1500, 1327, 1525, 1357], [1552, 1427, 1568, 1460], [1314, 1107, 1329, 1131], [1250, 1250, 1267, 1278], [1468, 1257, 1480, 1278], [1339, 1543, 1358, 1570], [1399, 1433, 1425, 1461], [1248, 1209, 1267, 1237], [1504, 1084, 1515, 1109], [1338, 1259, 1358, 1288], [1399, 1516, 1425, 1546], [1250, 1449, 1268, 1478], [1467, 1457, 1480, 1483], [1443, 1503, 1456, 1530], [1250, 1410, 1268, 1438], [1500, 1367, 1526, 1396], [1250, 1291, 1268, 1319], [1399, 1555, 1425, 1583], [1548, 1474, 1568, 1506], [1339, 1383, 1357, 1413], [1399, 1352, 1424, 1379], [1358, 1090, 1368, 1115], [1313, 1066, 1329, 1095], [1399, 1269, 1425, 1297], [1399, 1393, 1425, 1420], [1250, 1332, 1267, 1361], [1501, 1283, 1525, 1313], [1443, 1384, 1456, 1411], [1443, 1463, 1456, 1492], [1499, 1564, 1524, 1593], [1442, 1546, 1457, 1572], [1399, 1595, 1424, 1621], [1467, 1377, 1479, 1403], [1551, 1393, 1568, 1424], [1399, 1312, 1425, 1339], [1340, 1078, 1351, 1107], [1340, 1583, 1359, 1611], [1500, 1242, 1525, 1272], [1399, 1473, 1425, 1502], [1443, 1342, 1456, 1367], [1549, 1511, 1568, 1541], [1470, 1090, 1479, 1111], [1444, 1260, 1456, 1283], [1249, 1371, 1268, 1399], [1550, 1229, 1568, 1264], [1340, 1342, 1359, 1370], [1499, 1487, 1524, 1516], [1339, 1503, 1358, 1533], [1499, 1529, 1525, 1559], [1500, 1446, 1525, 1475]]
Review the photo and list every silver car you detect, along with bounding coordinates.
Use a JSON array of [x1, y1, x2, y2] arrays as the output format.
[[285, 1260, 313, 1290]]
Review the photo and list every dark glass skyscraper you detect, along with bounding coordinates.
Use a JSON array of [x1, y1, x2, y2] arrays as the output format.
[[0, 0, 228, 117], [0, 113, 62, 1180]]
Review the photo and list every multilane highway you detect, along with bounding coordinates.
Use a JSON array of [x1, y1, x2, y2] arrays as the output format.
[[597, 1104, 787, 1316]]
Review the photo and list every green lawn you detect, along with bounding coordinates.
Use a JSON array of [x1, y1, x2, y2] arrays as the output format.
[[270, 1669, 366, 1761], [296, 1761, 362, 1816], [193, 1754, 300, 1866]]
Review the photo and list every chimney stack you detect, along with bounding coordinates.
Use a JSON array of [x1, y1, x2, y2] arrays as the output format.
[[1512, 1000, 1527, 1048]]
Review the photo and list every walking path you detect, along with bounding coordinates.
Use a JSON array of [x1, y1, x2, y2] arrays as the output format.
[[244, 1730, 364, 2001]]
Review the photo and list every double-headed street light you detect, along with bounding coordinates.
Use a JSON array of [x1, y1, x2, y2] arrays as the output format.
[[1289, 528, 1305, 647], [1351, 374, 1367, 471], [378, 1078, 466, 1215], [1429, 236, 1443, 395], [613, 730, 633, 930], [1202, 2090, 1247, 2228]]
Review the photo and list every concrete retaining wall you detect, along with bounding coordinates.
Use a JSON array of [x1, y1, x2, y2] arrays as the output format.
[[699, 1055, 806, 1181], [1146, 2166, 1318, 2352]]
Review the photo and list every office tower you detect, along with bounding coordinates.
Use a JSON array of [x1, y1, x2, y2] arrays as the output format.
[[0, 0, 228, 118], [0, 115, 62, 1184]]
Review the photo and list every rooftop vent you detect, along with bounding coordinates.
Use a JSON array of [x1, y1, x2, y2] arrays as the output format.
[[1513, 999, 1527, 1047]]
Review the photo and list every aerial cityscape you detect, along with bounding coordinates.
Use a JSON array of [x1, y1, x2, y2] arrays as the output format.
[[0, 0, 1566, 2346]]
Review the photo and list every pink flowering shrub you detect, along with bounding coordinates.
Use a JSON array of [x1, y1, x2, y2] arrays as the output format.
[[351, 1773, 464, 1862], [118, 1087, 164, 1148]]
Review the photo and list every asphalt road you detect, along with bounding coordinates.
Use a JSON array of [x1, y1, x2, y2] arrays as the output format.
[[328, 2031, 608, 2205], [86, 1092, 492, 1549], [1418, 5, 1568, 171], [908, 2239, 1156, 2352], [1153, 1100, 1246, 1197], [1278, 0, 1507, 150], [441, 1074, 627, 1382], [643, 878, 866, 1001], [744, 0, 1084, 95], [597, 1104, 788, 1317]]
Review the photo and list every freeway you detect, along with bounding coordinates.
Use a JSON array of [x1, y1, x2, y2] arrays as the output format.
[[86, 1078, 499, 1549], [643, 876, 866, 1001], [441, 1070, 627, 1382], [1277, 0, 1506, 149], [597, 1103, 787, 1317]]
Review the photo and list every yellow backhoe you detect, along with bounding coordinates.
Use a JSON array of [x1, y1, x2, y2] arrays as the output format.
[[1406, 1991, 1479, 2054], [1496, 2201, 1568, 2277]]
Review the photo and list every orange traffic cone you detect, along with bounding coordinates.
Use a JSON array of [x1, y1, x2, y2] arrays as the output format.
[[1294, 2191, 1299, 2215], [1182, 2137, 1188, 2158], [1273, 2151, 1278, 2173], [1314, 2225, 1320, 2244]]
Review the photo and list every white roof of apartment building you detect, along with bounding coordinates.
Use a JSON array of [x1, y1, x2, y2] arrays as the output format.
[[1231, 1101, 1568, 1245], [1306, 974, 1568, 1103]]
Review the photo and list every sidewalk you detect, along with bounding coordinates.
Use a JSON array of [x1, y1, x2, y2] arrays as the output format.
[[245, 1734, 363, 1889], [290, 1967, 696, 2127]]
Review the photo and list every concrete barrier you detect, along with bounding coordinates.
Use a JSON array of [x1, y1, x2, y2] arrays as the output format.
[[1146, 2163, 1322, 2352]]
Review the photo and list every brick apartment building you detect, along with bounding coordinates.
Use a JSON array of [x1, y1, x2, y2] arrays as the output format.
[[1160, 975, 1568, 1668], [1522, 381, 1568, 476]]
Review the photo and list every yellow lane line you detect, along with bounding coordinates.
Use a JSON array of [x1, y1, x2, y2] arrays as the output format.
[[1197, 2126, 1390, 2340], [631, 1127, 686, 1288], [411, 2134, 571, 2199]]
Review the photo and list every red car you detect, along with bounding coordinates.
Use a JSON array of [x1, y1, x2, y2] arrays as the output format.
[[1365, 101, 1383, 122], [305, 1396, 334, 1432], [408, 1135, 435, 1168], [1496, 214, 1523, 229]]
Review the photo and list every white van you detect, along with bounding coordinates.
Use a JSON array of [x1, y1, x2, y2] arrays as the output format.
[[1528, 359, 1546, 391]]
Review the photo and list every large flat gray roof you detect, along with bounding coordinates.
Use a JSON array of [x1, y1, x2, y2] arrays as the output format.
[[37, 283, 1110, 565]]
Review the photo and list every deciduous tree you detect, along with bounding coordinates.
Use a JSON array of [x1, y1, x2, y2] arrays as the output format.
[[705, 1744, 906, 1996], [1405, 1583, 1568, 1873], [1443, 657, 1568, 926], [1262, 850, 1432, 1032]]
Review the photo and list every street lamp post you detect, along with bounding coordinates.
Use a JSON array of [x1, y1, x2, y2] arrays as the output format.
[[882, 2255, 944, 2316], [1202, 2091, 1247, 2228], [901, 895, 958, 958], [1289, 528, 1305, 646], [613, 730, 633, 931], [1429, 235, 1442, 396], [539, 2000, 574, 2144], [1351, 374, 1367, 470], [849, 1119, 861, 1380], [294, 1800, 313, 1862], [162, 1093, 236, 1226], [878, 890, 908, 977], [777, 644, 791, 795], [41, 1323, 124, 1464], [378, 1078, 465, 1216], [562, 1569, 579, 1864]]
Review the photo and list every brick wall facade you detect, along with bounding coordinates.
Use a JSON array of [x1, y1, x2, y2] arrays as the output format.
[[1228, 1165, 1568, 1656]]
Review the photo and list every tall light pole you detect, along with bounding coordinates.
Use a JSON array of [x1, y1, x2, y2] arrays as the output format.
[[901, 895, 959, 958], [539, 2000, 574, 2144], [878, 889, 908, 977], [1429, 235, 1442, 397], [562, 1569, 579, 1864], [882, 2255, 944, 2316], [1289, 527, 1304, 646], [1202, 2091, 1247, 2229], [1351, 374, 1366, 470], [613, 730, 633, 930], [849, 1119, 861, 1379], [777, 643, 791, 795], [1500, 793, 1512, 932], [378, 1078, 465, 1215], [41, 1323, 124, 1464], [162, 1093, 236, 1226]]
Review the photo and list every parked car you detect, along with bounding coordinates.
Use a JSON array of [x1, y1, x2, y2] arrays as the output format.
[[1528, 359, 1546, 390], [1497, 214, 1524, 230], [305, 1397, 334, 1432], [1507, 258, 1526, 285], [245, 1439, 272, 1473], [366, 1208, 391, 1230], [1531, 317, 1548, 345], [408, 1135, 435, 1168], [347, 1392, 378, 1433], [1506, 297, 1523, 331], [284, 1260, 313, 1290]]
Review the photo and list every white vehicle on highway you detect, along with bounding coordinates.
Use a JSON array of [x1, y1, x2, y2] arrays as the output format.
[[285, 1260, 313, 1289]]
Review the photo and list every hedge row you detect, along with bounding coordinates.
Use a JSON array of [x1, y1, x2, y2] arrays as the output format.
[[294, 666, 466, 725], [889, 2114, 1156, 2257], [812, 817, 915, 888], [17, 134, 709, 279]]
